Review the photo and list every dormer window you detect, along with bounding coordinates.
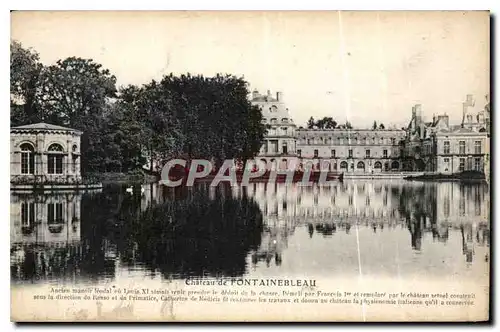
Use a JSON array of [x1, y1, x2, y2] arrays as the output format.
[[282, 118, 288, 123], [270, 118, 277, 124]]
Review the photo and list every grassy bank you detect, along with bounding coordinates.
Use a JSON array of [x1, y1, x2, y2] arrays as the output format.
[[84, 170, 159, 184]]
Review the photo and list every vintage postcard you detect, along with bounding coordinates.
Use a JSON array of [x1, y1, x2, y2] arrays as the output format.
[[10, 10, 490, 322]]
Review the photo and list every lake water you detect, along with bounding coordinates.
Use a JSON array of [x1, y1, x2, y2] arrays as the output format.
[[10, 180, 490, 286]]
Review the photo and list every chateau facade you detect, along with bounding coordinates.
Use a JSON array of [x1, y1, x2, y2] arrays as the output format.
[[403, 95, 490, 174], [251, 90, 405, 173], [252, 89, 490, 176]]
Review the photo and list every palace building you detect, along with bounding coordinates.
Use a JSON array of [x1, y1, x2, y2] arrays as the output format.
[[252, 89, 489, 177], [251, 89, 298, 171], [402, 95, 489, 174], [251, 89, 406, 173], [10, 122, 83, 185]]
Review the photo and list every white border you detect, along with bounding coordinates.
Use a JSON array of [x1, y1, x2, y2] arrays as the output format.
[[1, 1, 498, 331]]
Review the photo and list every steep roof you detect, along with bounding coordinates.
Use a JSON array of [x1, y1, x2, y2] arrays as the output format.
[[11, 122, 81, 133]]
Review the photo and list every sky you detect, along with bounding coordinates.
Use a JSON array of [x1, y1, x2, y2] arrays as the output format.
[[11, 10, 490, 128]]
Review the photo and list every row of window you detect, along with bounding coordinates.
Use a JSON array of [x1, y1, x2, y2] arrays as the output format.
[[264, 118, 289, 124], [298, 137, 399, 145], [21, 203, 64, 226], [257, 159, 400, 171], [443, 157, 482, 172], [443, 140, 482, 155], [20, 143, 71, 174], [298, 149, 390, 158], [21, 152, 65, 174]]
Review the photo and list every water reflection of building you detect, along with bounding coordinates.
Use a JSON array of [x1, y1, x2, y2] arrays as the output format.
[[10, 191, 83, 282], [246, 182, 404, 226], [10, 190, 115, 283], [11, 192, 82, 245], [245, 181, 490, 264]]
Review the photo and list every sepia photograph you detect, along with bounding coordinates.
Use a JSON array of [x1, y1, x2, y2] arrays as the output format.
[[9, 10, 490, 322]]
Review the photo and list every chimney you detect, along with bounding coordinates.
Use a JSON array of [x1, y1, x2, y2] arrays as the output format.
[[420, 123, 425, 139], [252, 89, 259, 100], [267, 90, 271, 97], [276, 91, 283, 102], [414, 104, 422, 128], [437, 114, 449, 128]]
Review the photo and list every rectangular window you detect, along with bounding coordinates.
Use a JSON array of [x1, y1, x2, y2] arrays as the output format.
[[459, 157, 466, 172], [443, 141, 450, 154], [331, 149, 336, 158], [21, 153, 29, 174], [47, 203, 64, 224], [48, 156, 54, 174], [383, 149, 388, 158], [314, 149, 318, 158], [474, 141, 481, 154], [282, 144, 288, 154], [348, 195, 353, 206], [365, 150, 371, 158], [348, 149, 353, 158], [48, 156, 63, 174], [474, 157, 481, 171], [459, 141, 466, 154], [21, 203, 35, 226], [297, 149, 301, 157], [56, 156, 63, 174]]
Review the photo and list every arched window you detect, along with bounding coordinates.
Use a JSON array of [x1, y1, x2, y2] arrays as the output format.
[[20, 143, 35, 174], [270, 118, 277, 124], [281, 159, 288, 170], [47, 143, 64, 174], [357, 161, 365, 169], [374, 161, 382, 169], [391, 161, 400, 170], [340, 161, 348, 170], [270, 158, 277, 171]]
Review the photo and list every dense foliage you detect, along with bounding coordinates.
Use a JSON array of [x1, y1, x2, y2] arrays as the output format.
[[10, 41, 266, 174]]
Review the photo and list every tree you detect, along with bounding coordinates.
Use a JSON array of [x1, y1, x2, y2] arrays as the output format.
[[373, 121, 378, 130], [36, 57, 117, 127], [379, 123, 385, 129], [345, 121, 353, 129], [316, 117, 337, 129], [35, 57, 117, 173], [10, 40, 43, 125], [307, 117, 315, 129], [132, 73, 266, 169]]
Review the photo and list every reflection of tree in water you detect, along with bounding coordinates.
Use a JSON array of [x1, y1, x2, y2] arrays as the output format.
[[120, 185, 264, 278]]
